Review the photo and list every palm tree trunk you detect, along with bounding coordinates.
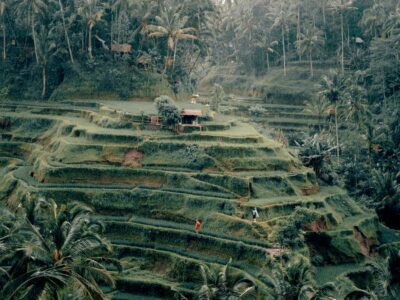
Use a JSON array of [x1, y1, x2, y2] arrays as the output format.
[[282, 25, 286, 77], [172, 38, 178, 70], [340, 12, 345, 74], [309, 50, 313, 77], [81, 28, 85, 53], [110, 13, 113, 49], [2, 25, 5, 60], [42, 65, 46, 98], [335, 105, 340, 162], [88, 25, 93, 59], [31, 14, 39, 64], [347, 24, 350, 47], [117, 11, 121, 44], [322, 2, 327, 40], [58, 0, 74, 64], [297, 3, 301, 61], [266, 51, 270, 73]]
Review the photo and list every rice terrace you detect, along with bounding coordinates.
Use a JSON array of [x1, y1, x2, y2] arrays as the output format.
[[0, 0, 399, 299]]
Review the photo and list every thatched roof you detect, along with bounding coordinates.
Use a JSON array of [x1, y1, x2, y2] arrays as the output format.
[[181, 109, 202, 117]]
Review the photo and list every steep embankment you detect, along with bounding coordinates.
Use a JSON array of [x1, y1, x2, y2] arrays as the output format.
[[0, 100, 381, 299]]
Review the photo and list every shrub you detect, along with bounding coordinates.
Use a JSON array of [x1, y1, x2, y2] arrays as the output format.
[[249, 104, 265, 119], [274, 207, 322, 249], [154, 95, 181, 126], [0, 87, 9, 100]]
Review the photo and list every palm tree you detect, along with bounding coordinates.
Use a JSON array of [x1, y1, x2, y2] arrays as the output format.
[[298, 282, 337, 300], [58, 0, 74, 63], [197, 258, 256, 299], [13, 0, 48, 64], [320, 0, 329, 30], [0, 0, 9, 60], [318, 72, 346, 162], [1, 199, 121, 300], [270, 0, 294, 77], [127, 0, 157, 51], [364, 259, 392, 298], [0, 207, 13, 287], [337, 276, 378, 300], [265, 255, 315, 300], [254, 33, 278, 73], [344, 79, 370, 130], [361, 0, 387, 38], [371, 170, 400, 228], [146, 7, 198, 70], [383, 3, 400, 37], [304, 95, 329, 132], [76, 0, 104, 60], [36, 26, 55, 98], [296, 26, 325, 77], [329, 0, 357, 74]]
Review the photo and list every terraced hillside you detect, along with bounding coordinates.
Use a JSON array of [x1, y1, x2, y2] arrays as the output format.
[[0, 100, 379, 299], [224, 96, 324, 135], [199, 64, 330, 136]]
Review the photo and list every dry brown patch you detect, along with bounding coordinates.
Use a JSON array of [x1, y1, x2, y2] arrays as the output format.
[[353, 226, 378, 256], [305, 217, 327, 232], [302, 184, 320, 196], [124, 149, 144, 167]]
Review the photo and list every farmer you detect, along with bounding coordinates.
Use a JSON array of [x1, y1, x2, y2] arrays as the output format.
[[252, 207, 259, 222], [195, 219, 202, 233]]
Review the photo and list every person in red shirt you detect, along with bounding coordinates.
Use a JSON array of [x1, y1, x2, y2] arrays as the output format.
[[195, 219, 202, 233]]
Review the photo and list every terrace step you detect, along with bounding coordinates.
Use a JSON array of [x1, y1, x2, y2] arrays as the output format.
[[266, 118, 323, 127], [13, 166, 239, 200], [112, 243, 271, 296], [105, 220, 270, 265], [242, 103, 305, 113], [96, 214, 272, 249], [264, 112, 323, 120], [113, 242, 272, 288]]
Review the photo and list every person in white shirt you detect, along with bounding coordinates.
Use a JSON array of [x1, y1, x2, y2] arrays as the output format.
[[252, 207, 259, 222]]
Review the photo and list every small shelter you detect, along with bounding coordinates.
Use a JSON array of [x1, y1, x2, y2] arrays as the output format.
[[181, 109, 202, 125], [178, 109, 203, 133]]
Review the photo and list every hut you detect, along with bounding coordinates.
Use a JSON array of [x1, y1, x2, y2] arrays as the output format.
[[181, 109, 202, 125], [178, 109, 203, 133]]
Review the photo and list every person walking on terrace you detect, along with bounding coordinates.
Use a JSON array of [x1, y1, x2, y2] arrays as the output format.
[[252, 207, 259, 222], [195, 219, 202, 233]]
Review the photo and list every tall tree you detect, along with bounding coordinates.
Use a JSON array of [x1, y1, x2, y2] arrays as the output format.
[[329, 0, 357, 74], [0, 0, 9, 60], [361, 0, 387, 38], [77, 0, 104, 60], [271, 0, 294, 77], [146, 6, 198, 70], [296, 25, 325, 77], [318, 72, 346, 162], [13, 0, 48, 64], [58, 0, 74, 63]]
